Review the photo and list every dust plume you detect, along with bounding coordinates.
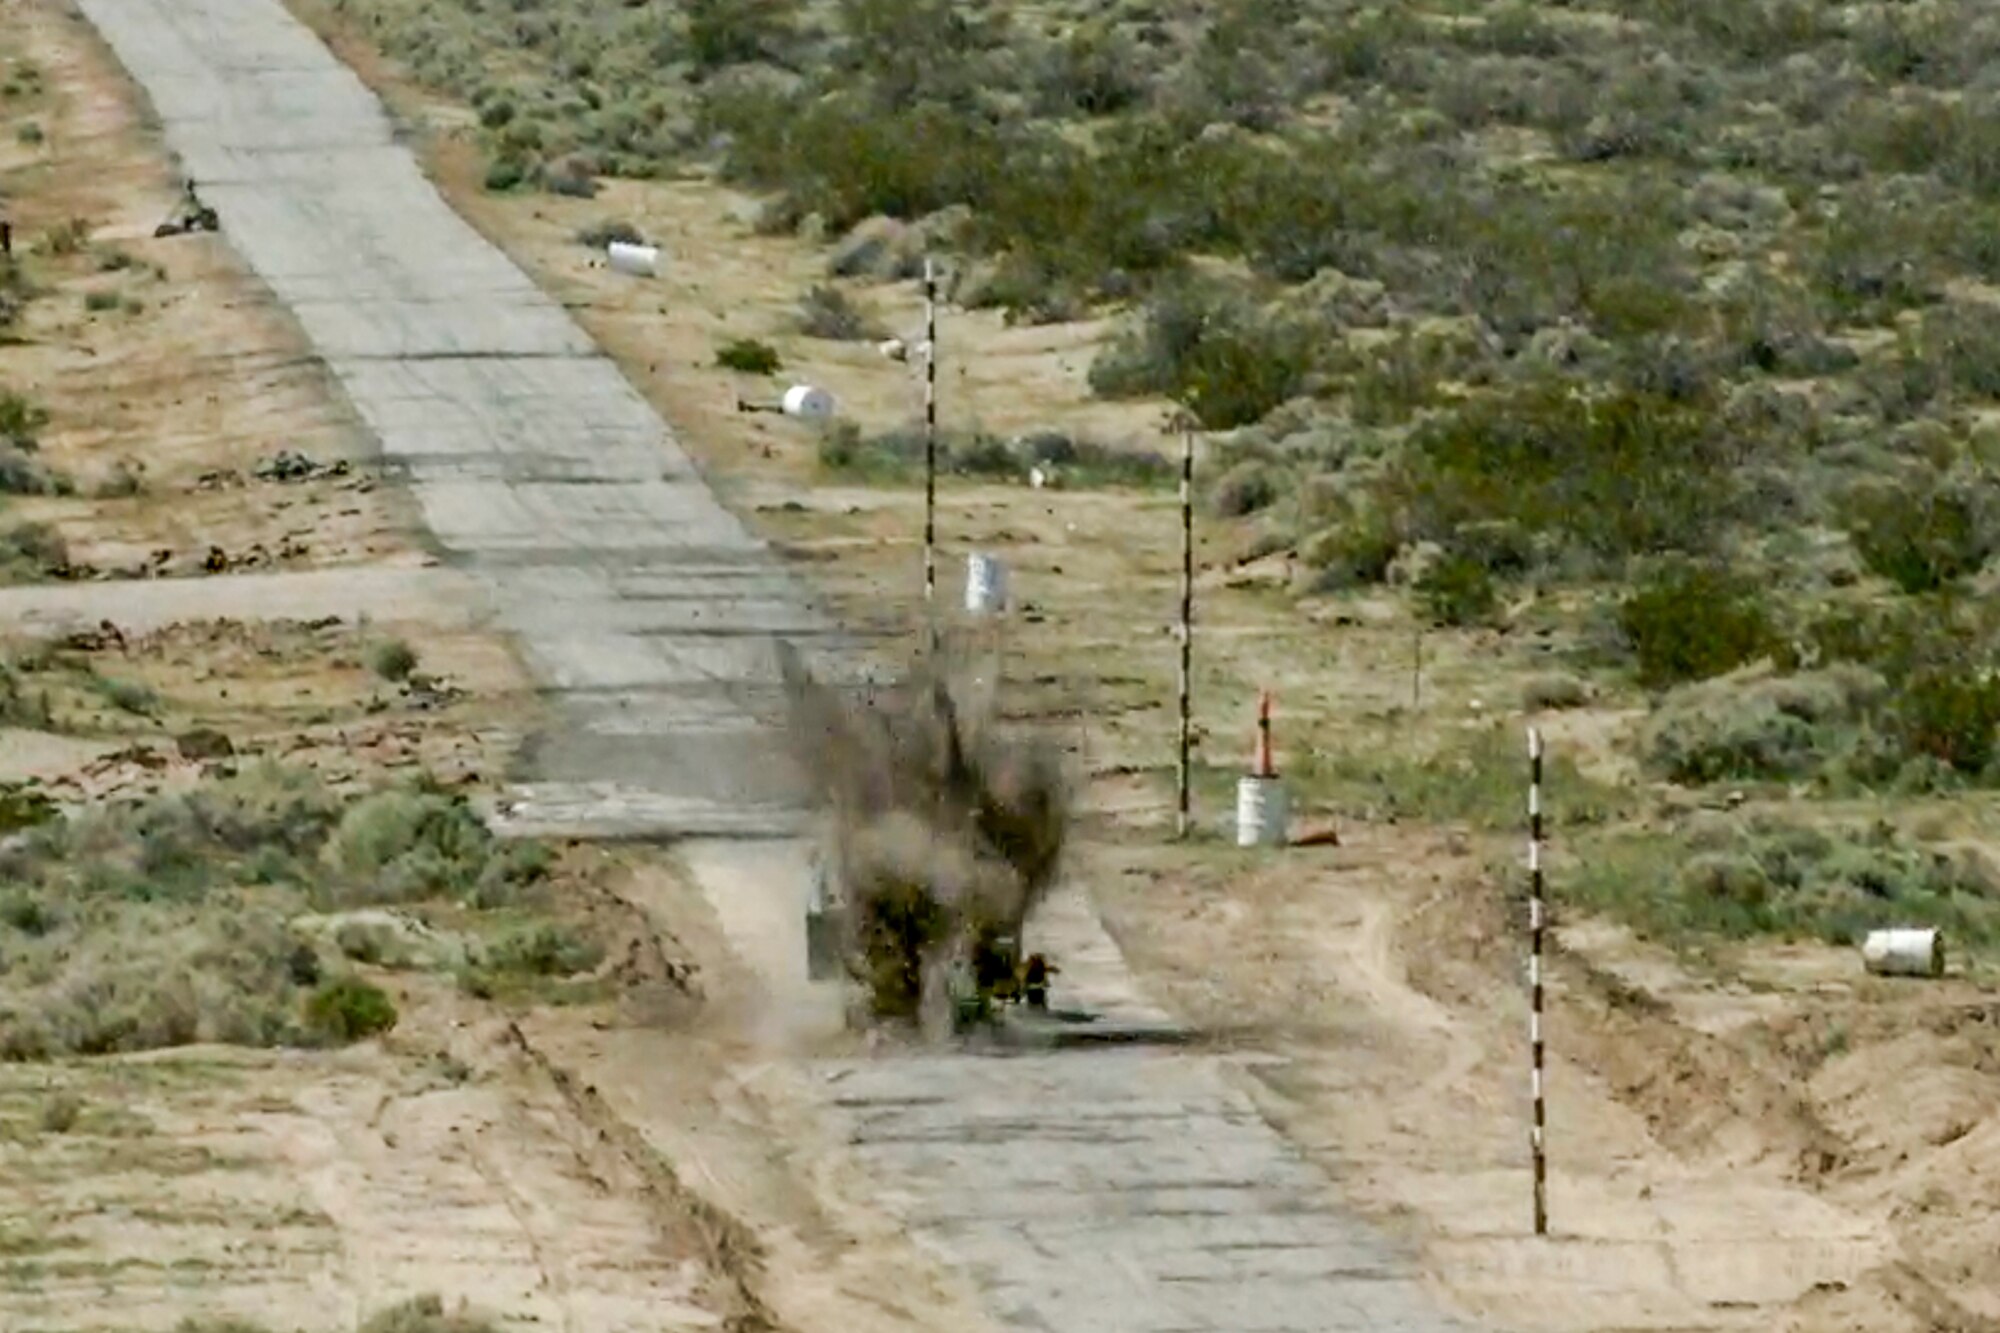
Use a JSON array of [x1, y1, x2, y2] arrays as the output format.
[[775, 634, 1069, 1035]]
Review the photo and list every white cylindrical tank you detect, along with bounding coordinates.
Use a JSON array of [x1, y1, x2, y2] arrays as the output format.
[[965, 553, 1008, 615], [1862, 928, 1943, 978], [781, 384, 835, 419], [1236, 775, 1289, 848], [606, 241, 660, 277]]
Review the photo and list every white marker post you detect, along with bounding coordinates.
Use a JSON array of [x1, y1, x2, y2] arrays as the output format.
[[1177, 421, 1194, 840], [923, 256, 938, 612], [1528, 726, 1548, 1238]]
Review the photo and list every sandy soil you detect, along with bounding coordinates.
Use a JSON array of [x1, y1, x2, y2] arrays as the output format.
[[0, 988, 731, 1333], [1091, 834, 2000, 1333], [0, 0, 411, 579]]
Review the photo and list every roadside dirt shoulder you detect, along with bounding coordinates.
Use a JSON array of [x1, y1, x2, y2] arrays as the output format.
[[0, 7, 767, 1331]]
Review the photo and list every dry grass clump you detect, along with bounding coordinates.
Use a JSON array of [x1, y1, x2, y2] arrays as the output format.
[[173, 1297, 502, 1333], [359, 1296, 503, 1333], [777, 634, 1067, 1031], [0, 764, 560, 1060]]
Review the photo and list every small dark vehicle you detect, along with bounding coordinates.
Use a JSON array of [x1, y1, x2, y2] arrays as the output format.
[[155, 180, 219, 238]]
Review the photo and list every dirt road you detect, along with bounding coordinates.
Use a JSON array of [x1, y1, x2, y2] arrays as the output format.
[[68, 1, 1490, 1329]]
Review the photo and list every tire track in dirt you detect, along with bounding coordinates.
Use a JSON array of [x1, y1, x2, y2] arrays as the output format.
[[459, 1128, 575, 1333], [498, 1020, 781, 1333]]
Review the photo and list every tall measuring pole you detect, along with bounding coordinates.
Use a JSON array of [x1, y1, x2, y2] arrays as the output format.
[[1528, 727, 1549, 1237], [923, 256, 939, 617], [1177, 422, 1194, 840]]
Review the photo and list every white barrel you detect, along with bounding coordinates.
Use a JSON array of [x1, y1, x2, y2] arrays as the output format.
[[965, 553, 1008, 615], [781, 384, 835, 419], [606, 241, 660, 277], [1862, 928, 1943, 978], [1236, 775, 1289, 848]]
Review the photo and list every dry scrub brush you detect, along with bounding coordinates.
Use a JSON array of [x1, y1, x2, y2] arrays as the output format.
[[0, 763, 561, 1060], [776, 634, 1067, 1031]]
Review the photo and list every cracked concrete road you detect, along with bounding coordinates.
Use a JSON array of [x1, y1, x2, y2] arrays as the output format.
[[75, 3, 1479, 1329], [78, 0, 847, 839]]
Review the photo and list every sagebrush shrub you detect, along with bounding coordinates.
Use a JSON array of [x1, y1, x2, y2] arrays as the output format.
[[0, 390, 48, 452], [798, 284, 879, 341], [1209, 461, 1280, 518], [368, 638, 419, 682], [715, 337, 781, 374], [1090, 278, 1312, 429], [1384, 380, 1736, 568], [1415, 554, 1500, 627], [1644, 669, 1882, 783], [1843, 475, 1995, 594], [304, 977, 398, 1043], [1894, 670, 2000, 774], [1618, 564, 1778, 688], [324, 788, 498, 902]]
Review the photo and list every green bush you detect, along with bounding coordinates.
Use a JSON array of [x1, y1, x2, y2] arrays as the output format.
[[304, 977, 398, 1044], [358, 1294, 502, 1333], [0, 257, 28, 329], [87, 674, 158, 716], [483, 156, 529, 193], [0, 444, 60, 496], [368, 638, 419, 683], [39, 217, 90, 256], [323, 787, 498, 903], [1842, 475, 1996, 594], [1385, 380, 1736, 568], [574, 218, 644, 249], [1571, 816, 2000, 949], [1414, 554, 1499, 627], [0, 767, 563, 1061], [0, 660, 51, 729], [1300, 509, 1401, 589], [1919, 302, 2000, 401], [1295, 723, 1630, 831], [1, 890, 55, 936], [684, 0, 799, 72], [715, 337, 782, 374], [1522, 673, 1590, 712], [38, 1091, 82, 1134], [0, 389, 48, 452], [1618, 564, 1778, 688], [1851, 2, 1986, 85], [1640, 0, 1843, 63], [0, 779, 55, 834], [1089, 278, 1313, 429], [1807, 191, 1943, 321], [1644, 668, 1882, 784], [0, 521, 68, 578], [486, 923, 604, 977], [1209, 461, 1281, 518], [1894, 670, 2000, 775], [1033, 21, 1150, 116], [798, 284, 879, 341], [813, 421, 1165, 489]]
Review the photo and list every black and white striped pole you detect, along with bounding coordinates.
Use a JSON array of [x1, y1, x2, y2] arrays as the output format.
[[1177, 419, 1194, 840], [1528, 726, 1548, 1238], [923, 256, 939, 615]]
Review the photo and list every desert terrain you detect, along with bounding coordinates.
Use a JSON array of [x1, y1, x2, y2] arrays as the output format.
[[4, 1, 1998, 1332], [0, 7, 997, 1333]]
